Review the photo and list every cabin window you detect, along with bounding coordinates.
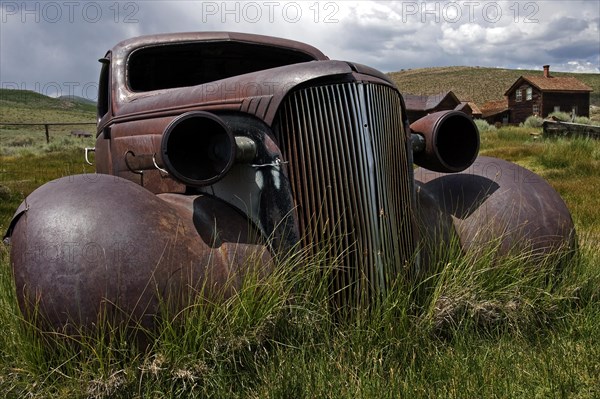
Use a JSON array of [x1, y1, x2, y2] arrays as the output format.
[[532, 104, 539, 115], [526, 87, 532, 101], [516, 90, 522, 102]]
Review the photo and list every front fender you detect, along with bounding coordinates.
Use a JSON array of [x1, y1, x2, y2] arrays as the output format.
[[415, 156, 576, 260], [5, 174, 271, 332]]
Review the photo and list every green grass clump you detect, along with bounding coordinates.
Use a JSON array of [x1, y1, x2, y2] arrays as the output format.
[[522, 115, 544, 128], [547, 111, 572, 122], [538, 138, 600, 177], [573, 116, 600, 126], [474, 119, 496, 133], [590, 106, 600, 123]]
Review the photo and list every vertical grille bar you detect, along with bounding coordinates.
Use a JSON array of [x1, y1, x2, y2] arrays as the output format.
[[274, 82, 416, 303]]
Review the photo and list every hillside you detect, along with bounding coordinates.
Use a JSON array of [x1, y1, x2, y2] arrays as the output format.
[[388, 66, 600, 107], [57, 94, 97, 107], [0, 89, 96, 122]]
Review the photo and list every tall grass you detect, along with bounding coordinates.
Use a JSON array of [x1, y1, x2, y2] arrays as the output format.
[[0, 242, 336, 398], [1, 127, 600, 397], [1, 225, 598, 397], [0, 129, 95, 157]]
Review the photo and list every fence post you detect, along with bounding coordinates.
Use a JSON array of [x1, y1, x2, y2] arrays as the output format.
[[44, 124, 50, 143]]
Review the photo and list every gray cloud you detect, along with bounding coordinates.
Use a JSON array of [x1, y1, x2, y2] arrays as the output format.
[[549, 16, 589, 33], [1, 0, 598, 100]]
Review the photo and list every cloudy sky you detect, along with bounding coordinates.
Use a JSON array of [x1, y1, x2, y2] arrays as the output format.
[[1, 0, 598, 100]]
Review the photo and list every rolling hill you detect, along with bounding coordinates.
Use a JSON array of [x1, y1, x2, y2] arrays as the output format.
[[388, 66, 600, 107], [57, 94, 97, 107], [0, 89, 96, 124]]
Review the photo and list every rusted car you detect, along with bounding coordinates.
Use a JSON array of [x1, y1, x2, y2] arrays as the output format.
[[4, 32, 575, 332]]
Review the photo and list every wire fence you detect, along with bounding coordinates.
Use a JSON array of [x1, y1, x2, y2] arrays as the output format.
[[0, 122, 96, 143]]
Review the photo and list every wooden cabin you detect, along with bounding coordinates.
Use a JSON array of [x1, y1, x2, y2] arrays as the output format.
[[504, 65, 592, 124]]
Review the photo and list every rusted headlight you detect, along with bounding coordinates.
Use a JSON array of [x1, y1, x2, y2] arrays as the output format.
[[161, 111, 236, 187], [410, 110, 480, 173]]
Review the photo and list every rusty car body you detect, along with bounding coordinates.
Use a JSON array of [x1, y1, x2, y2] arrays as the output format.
[[4, 32, 576, 332]]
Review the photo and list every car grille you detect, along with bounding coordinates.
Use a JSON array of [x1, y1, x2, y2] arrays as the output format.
[[274, 82, 417, 304]]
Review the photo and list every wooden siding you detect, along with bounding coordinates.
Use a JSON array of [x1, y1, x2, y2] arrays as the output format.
[[508, 84, 542, 124], [541, 92, 590, 118], [508, 88, 590, 124]]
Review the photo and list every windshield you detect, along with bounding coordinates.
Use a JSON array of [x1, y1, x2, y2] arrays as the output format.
[[127, 41, 317, 92]]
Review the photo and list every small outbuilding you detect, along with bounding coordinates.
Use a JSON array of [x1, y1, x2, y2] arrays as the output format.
[[455, 101, 482, 119], [403, 91, 464, 123], [479, 99, 511, 126]]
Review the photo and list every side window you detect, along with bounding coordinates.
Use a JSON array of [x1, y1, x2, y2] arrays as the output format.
[[516, 90, 522, 102], [526, 87, 532, 101], [97, 56, 110, 120]]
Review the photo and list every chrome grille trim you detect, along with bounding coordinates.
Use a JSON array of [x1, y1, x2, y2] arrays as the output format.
[[275, 82, 416, 302]]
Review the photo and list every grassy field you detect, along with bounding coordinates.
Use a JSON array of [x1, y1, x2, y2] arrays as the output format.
[[388, 66, 600, 106], [0, 89, 96, 156], [1, 88, 600, 398]]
